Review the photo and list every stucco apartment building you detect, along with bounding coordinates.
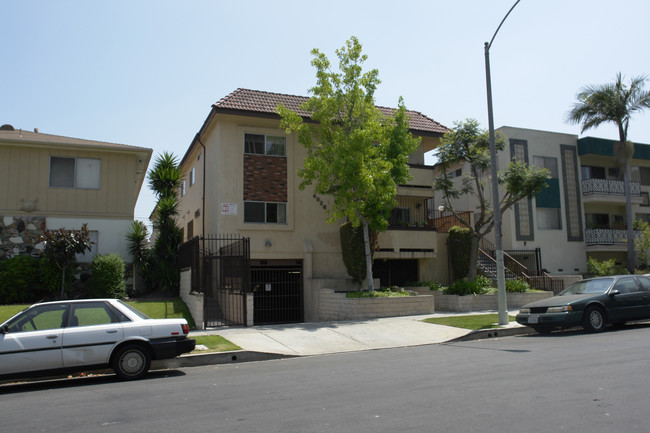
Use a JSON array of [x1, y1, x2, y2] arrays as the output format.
[[175, 88, 450, 322], [0, 124, 152, 263], [434, 125, 650, 277]]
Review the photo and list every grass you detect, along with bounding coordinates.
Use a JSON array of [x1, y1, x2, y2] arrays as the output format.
[[192, 335, 240, 352], [423, 314, 517, 330]]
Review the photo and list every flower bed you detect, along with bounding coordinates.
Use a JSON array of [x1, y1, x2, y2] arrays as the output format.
[[318, 288, 434, 321]]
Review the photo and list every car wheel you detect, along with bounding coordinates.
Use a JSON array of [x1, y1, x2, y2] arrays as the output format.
[[582, 306, 606, 333], [112, 344, 151, 380]]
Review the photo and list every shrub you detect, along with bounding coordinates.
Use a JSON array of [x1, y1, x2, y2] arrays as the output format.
[[444, 276, 493, 296], [448, 226, 472, 280], [587, 257, 625, 276], [340, 221, 373, 283], [505, 279, 530, 293], [90, 254, 126, 298], [0, 255, 41, 303]]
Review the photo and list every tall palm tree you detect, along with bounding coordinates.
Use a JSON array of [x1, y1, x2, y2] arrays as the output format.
[[567, 73, 650, 272]]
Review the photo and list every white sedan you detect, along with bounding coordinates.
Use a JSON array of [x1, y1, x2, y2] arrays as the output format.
[[0, 299, 195, 380]]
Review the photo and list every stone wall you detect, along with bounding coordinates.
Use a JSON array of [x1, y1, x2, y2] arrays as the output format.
[[180, 269, 204, 329], [318, 288, 435, 321], [426, 290, 554, 312], [0, 215, 46, 259]]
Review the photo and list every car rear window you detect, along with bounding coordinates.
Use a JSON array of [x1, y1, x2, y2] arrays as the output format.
[[117, 300, 151, 320]]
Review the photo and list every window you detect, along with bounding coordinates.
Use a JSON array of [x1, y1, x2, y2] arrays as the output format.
[[533, 156, 558, 177], [190, 167, 196, 186], [581, 165, 606, 180], [187, 220, 194, 239], [537, 208, 561, 230], [69, 302, 118, 327], [50, 157, 100, 189], [244, 133, 286, 157], [244, 201, 286, 223], [5, 303, 67, 333], [180, 180, 186, 197], [75, 230, 98, 263], [640, 167, 650, 186]]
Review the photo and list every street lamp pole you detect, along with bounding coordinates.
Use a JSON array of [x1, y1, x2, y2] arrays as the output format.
[[484, 0, 521, 326]]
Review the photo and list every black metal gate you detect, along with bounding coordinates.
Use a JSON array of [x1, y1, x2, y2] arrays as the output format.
[[181, 235, 251, 328], [251, 260, 303, 325]]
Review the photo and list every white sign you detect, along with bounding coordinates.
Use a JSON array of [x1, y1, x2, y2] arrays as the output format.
[[221, 203, 238, 215], [265, 283, 272, 292]]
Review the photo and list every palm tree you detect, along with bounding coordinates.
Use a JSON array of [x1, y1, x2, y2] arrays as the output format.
[[567, 73, 650, 272]]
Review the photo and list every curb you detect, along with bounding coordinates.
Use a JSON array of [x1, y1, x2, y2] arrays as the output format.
[[448, 325, 534, 342], [154, 350, 297, 369]]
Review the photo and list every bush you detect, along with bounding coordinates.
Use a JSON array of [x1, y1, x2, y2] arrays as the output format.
[[587, 257, 626, 276], [0, 256, 41, 303], [340, 221, 373, 283], [505, 279, 530, 293], [448, 226, 472, 280], [90, 254, 126, 298], [444, 276, 493, 296]]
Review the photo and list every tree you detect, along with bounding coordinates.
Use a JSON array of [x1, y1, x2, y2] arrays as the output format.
[[125, 220, 152, 295], [633, 219, 650, 269], [277, 36, 420, 290], [148, 152, 183, 294], [40, 223, 93, 298], [434, 119, 551, 279], [567, 73, 650, 272]]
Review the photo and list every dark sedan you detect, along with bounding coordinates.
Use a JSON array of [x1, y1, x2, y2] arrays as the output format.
[[516, 275, 650, 333]]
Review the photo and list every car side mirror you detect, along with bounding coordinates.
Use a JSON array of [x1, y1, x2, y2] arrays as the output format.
[[0, 324, 8, 334], [609, 289, 621, 297]]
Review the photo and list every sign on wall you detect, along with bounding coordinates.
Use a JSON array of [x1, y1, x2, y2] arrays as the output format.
[[221, 203, 238, 215]]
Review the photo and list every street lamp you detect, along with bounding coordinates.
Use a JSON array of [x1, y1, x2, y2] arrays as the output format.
[[484, 0, 521, 326]]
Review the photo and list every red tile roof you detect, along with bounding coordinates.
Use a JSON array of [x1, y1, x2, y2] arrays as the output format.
[[213, 88, 448, 136]]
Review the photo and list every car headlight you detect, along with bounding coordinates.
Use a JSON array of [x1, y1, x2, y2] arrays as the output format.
[[547, 305, 572, 313], [519, 308, 530, 314]]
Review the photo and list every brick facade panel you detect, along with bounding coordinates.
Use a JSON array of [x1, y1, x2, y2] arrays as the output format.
[[244, 154, 287, 202]]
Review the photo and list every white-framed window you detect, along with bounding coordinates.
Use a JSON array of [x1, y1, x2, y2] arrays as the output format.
[[180, 180, 186, 197], [189, 167, 196, 186], [75, 230, 99, 263], [49, 157, 101, 189], [244, 201, 287, 224], [244, 133, 286, 157], [537, 208, 561, 230]]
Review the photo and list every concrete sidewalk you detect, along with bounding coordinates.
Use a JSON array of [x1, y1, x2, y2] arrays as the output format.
[[163, 311, 531, 368]]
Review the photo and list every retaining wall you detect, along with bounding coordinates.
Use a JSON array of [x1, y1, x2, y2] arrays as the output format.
[[318, 288, 435, 321]]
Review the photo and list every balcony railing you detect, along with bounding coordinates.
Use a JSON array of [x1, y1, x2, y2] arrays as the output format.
[[585, 228, 640, 246], [387, 196, 472, 231], [582, 178, 640, 196]]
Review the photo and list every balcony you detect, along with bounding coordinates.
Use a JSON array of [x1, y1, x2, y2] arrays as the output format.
[[585, 228, 640, 249], [581, 178, 641, 205]]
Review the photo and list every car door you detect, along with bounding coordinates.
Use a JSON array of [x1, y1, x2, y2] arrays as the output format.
[[634, 276, 650, 318], [607, 277, 646, 321], [62, 301, 124, 367], [0, 303, 68, 375]]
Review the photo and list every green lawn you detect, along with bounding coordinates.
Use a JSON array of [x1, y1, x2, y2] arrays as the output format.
[[423, 314, 517, 330], [192, 335, 240, 352]]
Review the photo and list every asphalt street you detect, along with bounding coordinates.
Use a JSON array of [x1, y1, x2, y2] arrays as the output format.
[[3, 324, 650, 433]]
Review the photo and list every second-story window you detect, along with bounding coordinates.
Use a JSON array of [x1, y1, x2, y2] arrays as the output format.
[[244, 133, 286, 157], [189, 167, 196, 186], [49, 157, 100, 189]]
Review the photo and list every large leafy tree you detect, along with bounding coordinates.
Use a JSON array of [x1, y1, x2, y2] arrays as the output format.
[[434, 119, 550, 279], [40, 223, 93, 298], [277, 36, 420, 290], [147, 152, 183, 294], [567, 73, 650, 272]]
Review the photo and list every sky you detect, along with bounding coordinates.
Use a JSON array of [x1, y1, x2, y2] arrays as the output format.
[[3, 0, 650, 226]]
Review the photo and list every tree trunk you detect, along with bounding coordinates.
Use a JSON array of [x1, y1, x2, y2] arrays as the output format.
[[60, 266, 66, 299], [623, 159, 635, 272], [362, 218, 375, 291], [468, 234, 480, 280]]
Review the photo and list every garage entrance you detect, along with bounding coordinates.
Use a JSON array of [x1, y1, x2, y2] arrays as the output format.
[[372, 259, 419, 287], [251, 259, 303, 325]]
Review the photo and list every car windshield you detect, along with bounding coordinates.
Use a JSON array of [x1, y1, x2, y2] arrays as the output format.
[[117, 300, 151, 320], [559, 278, 614, 295]]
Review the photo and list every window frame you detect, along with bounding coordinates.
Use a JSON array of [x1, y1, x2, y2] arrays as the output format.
[[49, 156, 101, 190], [244, 133, 286, 157], [244, 201, 287, 224]]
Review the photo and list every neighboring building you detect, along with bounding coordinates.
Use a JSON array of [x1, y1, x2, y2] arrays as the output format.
[[176, 88, 449, 322], [433, 125, 650, 277], [0, 124, 152, 263]]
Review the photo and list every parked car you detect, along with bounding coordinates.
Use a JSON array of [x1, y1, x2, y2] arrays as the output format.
[[516, 275, 650, 334], [0, 299, 195, 380]]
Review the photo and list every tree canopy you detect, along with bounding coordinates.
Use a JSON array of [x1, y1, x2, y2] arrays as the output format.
[[434, 119, 550, 279], [567, 73, 650, 271], [277, 36, 420, 290]]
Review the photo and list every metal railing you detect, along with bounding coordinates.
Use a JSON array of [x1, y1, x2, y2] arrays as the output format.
[[582, 178, 640, 196], [585, 228, 640, 246]]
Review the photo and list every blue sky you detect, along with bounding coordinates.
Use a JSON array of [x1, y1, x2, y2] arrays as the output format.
[[3, 0, 650, 225]]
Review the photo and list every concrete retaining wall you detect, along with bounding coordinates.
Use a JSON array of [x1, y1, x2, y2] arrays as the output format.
[[318, 288, 434, 321]]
